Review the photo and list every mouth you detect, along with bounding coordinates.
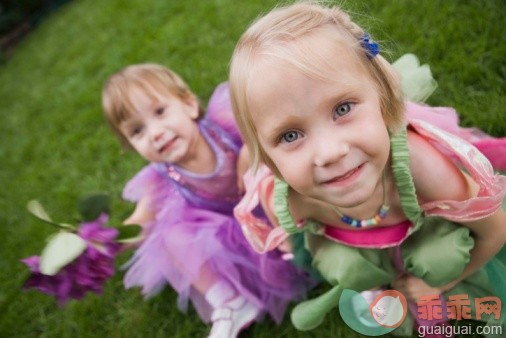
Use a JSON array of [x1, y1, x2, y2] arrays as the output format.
[[158, 137, 178, 154], [321, 163, 364, 185]]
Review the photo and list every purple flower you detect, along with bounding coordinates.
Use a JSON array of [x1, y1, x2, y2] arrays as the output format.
[[21, 214, 120, 305]]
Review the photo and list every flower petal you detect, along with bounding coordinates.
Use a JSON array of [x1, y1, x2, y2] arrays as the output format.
[[40, 232, 87, 276]]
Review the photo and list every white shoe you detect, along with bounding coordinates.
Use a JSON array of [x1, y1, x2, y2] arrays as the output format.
[[207, 296, 259, 338]]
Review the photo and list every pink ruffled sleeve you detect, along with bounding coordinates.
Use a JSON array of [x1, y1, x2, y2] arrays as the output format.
[[409, 119, 506, 222], [233, 165, 290, 253], [405, 102, 506, 170]]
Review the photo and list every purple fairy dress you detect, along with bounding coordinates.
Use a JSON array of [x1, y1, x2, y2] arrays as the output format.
[[121, 83, 313, 324]]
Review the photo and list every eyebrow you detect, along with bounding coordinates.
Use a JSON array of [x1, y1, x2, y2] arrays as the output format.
[[262, 114, 304, 144]]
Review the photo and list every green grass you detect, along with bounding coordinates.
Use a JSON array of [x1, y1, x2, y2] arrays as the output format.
[[0, 0, 504, 337]]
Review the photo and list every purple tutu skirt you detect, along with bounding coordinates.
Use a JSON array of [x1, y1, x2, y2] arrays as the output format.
[[122, 164, 314, 324]]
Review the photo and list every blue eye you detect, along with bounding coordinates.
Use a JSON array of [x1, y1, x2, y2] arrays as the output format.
[[334, 102, 352, 119], [280, 131, 300, 143]]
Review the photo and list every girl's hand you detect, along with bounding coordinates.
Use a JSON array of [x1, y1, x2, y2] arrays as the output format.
[[120, 197, 155, 251], [123, 196, 154, 226], [392, 274, 452, 302]]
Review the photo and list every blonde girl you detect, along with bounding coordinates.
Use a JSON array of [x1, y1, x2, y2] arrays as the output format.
[[229, 1, 506, 335]]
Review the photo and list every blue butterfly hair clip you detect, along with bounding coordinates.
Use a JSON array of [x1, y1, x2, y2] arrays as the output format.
[[361, 33, 380, 59]]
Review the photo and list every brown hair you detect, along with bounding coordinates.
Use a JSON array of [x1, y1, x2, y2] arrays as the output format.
[[102, 63, 204, 149]]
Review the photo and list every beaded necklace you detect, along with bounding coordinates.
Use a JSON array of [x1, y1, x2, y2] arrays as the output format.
[[330, 171, 389, 228]]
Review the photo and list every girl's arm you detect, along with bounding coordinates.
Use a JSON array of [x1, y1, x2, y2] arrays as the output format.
[[123, 196, 155, 225], [236, 145, 250, 194], [396, 131, 506, 300], [119, 196, 155, 251], [455, 206, 506, 281]]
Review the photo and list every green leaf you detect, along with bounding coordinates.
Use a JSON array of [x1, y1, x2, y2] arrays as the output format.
[[116, 225, 143, 243], [27, 200, 76, 230], [77, 193, 110, 221], [40, 232, 87, 276], [27, 200, 54, 224]]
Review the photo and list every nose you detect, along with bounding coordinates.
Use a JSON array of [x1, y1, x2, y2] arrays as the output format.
[[313, 130, 349, 167], [148, 123, 165, 142]]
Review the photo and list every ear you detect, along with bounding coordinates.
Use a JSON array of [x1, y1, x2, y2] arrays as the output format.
[[184, 96, 200, 120]]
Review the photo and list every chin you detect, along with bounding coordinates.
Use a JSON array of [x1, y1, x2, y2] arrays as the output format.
[[323, 187, 373, 208]]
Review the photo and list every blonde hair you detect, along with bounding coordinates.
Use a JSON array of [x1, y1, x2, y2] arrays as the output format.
[[229, 1, 405, 174], [102, 63, 204, 149]]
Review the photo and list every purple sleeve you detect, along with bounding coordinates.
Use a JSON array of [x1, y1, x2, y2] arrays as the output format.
[[205, 82, 242, 147], [122, 164, 173, 200]]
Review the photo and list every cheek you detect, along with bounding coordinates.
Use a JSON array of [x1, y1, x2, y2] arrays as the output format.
[[361, 120, 390, 154], [130, 139, 151, 155], [129, 138, 142, 149], [272, 154, 312, 188]]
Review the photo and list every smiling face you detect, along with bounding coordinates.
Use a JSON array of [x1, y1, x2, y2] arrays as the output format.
[[119, 86, 201, 165], [247, 28, 391, 208]]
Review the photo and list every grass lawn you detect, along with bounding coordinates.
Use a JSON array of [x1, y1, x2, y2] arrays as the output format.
[[0, 0, 504, 337]]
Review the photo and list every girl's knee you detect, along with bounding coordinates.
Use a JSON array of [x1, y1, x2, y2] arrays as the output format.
[[402, 220, 474, 286], [310, 237, 394, 290]]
